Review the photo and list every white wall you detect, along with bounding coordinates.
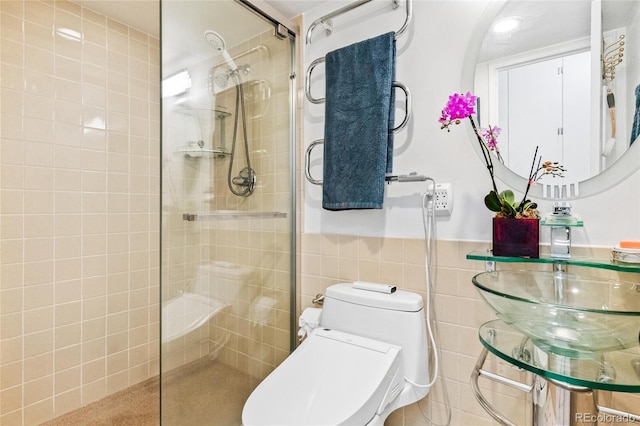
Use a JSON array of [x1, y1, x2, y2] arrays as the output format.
[[303, 0, 640, 247], [625, 2, 640, 145]]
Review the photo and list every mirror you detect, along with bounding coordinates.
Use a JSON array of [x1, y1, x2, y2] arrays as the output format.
[[464, 0, 640, 199]]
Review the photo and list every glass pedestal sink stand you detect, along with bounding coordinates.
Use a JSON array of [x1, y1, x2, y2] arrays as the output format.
[[473, 321, 640, 425], [467, 249, 640, 425]]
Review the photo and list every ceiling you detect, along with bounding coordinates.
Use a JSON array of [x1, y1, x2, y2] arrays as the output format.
[[76, 0, 638, 67], [475, 0, 637, 63], [478, 1, 592, 63], [264, 0, 328, 20]]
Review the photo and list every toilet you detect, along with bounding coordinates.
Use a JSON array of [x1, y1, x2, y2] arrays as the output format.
[[242, 283, 430, 425], [162, 261, 254, 350]]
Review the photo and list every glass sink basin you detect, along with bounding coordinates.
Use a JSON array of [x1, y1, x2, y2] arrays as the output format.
[[473, 270, 640, 356]]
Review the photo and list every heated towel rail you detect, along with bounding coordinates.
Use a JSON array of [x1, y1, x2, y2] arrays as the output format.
[[305, 0, 413, 45], [303, 0, 423, 187]]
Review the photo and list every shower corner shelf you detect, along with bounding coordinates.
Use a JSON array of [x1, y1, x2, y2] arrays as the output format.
[[174, 106, 232, 118], [175, 147, 231, 159], [173, 106, 232, 159]]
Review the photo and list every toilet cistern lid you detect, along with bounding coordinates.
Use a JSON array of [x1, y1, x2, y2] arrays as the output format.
[[241, 329, 403, 426], [326, 283, 423, 312]]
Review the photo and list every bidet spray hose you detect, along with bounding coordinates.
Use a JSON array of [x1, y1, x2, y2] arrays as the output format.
[[404, 179, 438, 389], [404, 178, 452, 426], [408, 186, 439, 389]]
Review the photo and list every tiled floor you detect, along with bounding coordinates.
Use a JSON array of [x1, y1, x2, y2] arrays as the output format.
[[161, 359, 259, 426]]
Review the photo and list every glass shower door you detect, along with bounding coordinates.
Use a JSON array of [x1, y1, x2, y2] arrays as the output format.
[[160, 1, 295, 423]]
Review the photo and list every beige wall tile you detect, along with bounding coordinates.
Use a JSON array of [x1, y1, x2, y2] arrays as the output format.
[[0, 2, 159, 422], [0, 312, 22, 340], [23, 398, 54, 426], [55, 366, 81, 395], [0, 336, 22, 364]]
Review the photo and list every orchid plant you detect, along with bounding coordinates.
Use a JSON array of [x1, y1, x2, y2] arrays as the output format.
[[439, 92, 565, 219]]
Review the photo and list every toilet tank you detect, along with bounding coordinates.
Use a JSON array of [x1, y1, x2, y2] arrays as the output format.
[[191, 261, 255, 304], [320, 283, 428, 387]]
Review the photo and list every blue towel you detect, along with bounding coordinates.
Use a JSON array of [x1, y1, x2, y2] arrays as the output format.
[[322, 32, 396, 210], [631, 84, 640, 145]]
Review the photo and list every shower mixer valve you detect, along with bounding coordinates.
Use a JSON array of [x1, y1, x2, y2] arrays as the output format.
[[231, 167, 257, 195], [213, 64, 251, 89]]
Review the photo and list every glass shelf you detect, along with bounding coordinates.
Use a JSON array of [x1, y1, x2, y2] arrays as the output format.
[[467, 248, 640, 273], [480, 320, 640, 392], [540, 215, 583, 227], [175, 147, 230, 158]]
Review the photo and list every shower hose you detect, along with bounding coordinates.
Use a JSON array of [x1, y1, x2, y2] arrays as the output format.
[[227, 72, 256, 196]]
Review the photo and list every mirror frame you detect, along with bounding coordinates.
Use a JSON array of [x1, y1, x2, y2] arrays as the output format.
[[462, 0, 640, 200]]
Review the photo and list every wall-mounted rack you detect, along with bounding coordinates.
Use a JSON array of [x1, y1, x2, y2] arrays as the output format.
[[303, 0, 421, 192], [602, 34, 625, 82], [305, 0, 413, 45]]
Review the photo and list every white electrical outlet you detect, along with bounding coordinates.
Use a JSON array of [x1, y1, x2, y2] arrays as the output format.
[[434, 183, 453, 216]]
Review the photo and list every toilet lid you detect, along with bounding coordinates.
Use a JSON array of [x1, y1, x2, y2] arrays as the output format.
[[242, 328, 402, 426]]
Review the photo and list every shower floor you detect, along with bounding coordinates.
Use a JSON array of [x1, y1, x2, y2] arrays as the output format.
[[41, 377, 159, 426], [42, 360, 258, 426]]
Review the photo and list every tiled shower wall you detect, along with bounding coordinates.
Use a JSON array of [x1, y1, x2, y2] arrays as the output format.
[[161, 29, 292, 380], [209, 30, 292, 380], [0, 1, 160, 424]]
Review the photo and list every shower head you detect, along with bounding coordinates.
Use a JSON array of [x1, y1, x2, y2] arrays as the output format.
[[204, 30, 238, 71]]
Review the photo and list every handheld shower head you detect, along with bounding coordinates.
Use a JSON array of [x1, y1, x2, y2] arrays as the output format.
[[204, 30, 238, 71]]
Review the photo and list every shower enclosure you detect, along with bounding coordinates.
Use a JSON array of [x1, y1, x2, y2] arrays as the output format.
[[160, 1, 296, 424]]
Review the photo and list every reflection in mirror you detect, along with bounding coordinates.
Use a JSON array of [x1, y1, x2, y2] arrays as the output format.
[[468, 0, 640, 199]]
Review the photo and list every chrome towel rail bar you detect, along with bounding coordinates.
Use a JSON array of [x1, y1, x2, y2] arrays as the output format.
[[304, 139, 428, 186], [305, 62, 412, 133], [305, 55, 412, 115], [305, 0, 412, 45]]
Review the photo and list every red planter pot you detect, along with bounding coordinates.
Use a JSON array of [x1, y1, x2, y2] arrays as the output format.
[[492, 217, 539, 258]]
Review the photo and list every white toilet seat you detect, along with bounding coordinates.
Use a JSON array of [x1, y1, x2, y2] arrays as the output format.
[[242, 328, 404, 426]]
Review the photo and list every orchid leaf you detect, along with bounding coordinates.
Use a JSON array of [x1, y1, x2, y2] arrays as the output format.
[[501, 201, 517, 217], [484, 191, 501, 212], [499, 189, 515, 205]]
